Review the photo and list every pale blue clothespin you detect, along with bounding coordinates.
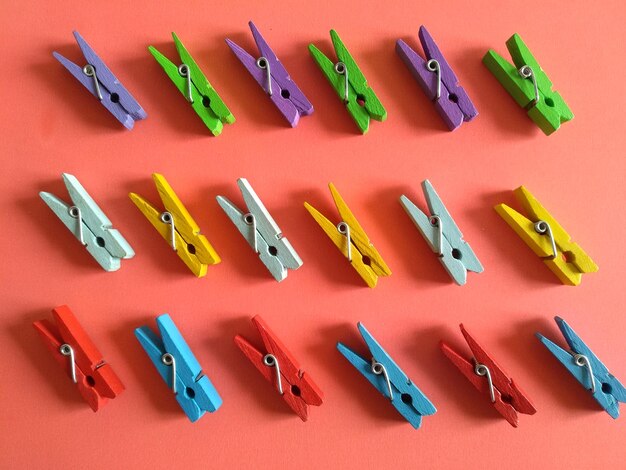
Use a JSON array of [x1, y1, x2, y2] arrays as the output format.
[[135, 314, 222, 422], [536, 316, 626, 419], [337, 322, 436, 429], [40, 173, 134, 271], [216, 178, 303, 281], [400, 179, 483, 285], [53, 31, 147, 129]]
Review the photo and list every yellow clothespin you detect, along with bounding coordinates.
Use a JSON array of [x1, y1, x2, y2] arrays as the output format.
[[304, 183, 391, 287], [129, 174, 220, 277], [495, 186, 597, 286]]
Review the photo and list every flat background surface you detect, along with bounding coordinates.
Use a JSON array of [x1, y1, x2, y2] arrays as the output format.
[[1, 1, 625, 468]]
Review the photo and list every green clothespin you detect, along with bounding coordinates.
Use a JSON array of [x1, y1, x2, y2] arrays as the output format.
[[149, 33, 235, 136], [309, 30, 386, 134], [483, 33, 573, 136]]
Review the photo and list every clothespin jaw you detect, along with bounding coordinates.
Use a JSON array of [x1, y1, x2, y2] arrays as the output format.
[[400, 180, 483, 285], [440, 324, 536, 427], [135, 314, 222, 422], [33, 305, 125, 411], [225, 21, 313, 127], [53, 31, 147, 129], [308, 30, 386, 134], [216, 178, 303, 281], [234, 315, 323, 421], [304, 183, 391, 287], [536, 317, 626, 419], [337, 322, 436, 429], [494, 186, 597, 286], [396, 26, 478, 131], [483, 33, 573, 135], [129, 173, 220, 277], [40, 173, 135, 272], [148, 32, 234, 136]]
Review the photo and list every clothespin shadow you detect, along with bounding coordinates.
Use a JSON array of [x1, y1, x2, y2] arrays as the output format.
[[499, 317, 599, 411], [9, 311, 85, 408], [316, 323, 407, 423]]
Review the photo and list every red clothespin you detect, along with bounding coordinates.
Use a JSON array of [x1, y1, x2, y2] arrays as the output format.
[[33, 305, 125, 411], [440, 324, 536, 426], [235, 315, 323, 421]]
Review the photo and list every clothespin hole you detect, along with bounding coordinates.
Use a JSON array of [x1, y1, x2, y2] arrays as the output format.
[[501, 394, 513, 404], [244, 214, 255, 225], [96, 237, 105, 248], [291, 385, 301, 397], [185, 387, 196, 399], [601, 383, 612, 394], [187, 244, 196, 255], [401, 393, 413, 405], [257, 58, 268, 69], [448, 93, 459, 104], [356, 94, 366, 107], [202, 96, 211, 108], [361, 255, 371, 266], [281, 89, 291, 99], [110, 93, 120, 104], [85, 376, 96, 387], [268, 246, 278, 256], [545, 97, 554, 107], [451, 248, 462, 260], [563, 251, 574, 263]]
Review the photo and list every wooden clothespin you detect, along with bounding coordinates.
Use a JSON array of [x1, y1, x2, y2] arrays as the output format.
[[309, 30, 386, 134], [135, 314, 222, 422], [216, 178, 303, 281], [440, 324, 536, 427], [33, 305, 125, 411], [235, 315, 323, 421], [225, 21, 313, 127], [536, 317, 626, 419], [40, 173, 134, 271], [338, 323, 436, 429], [483, 33, 573, 135], [400, 180, 483, 285], [495, 186, 597, 286], [149, 33, 235, 135], [129, 173, 220, 277], [304, 183, 391, 287], [396, 25, 478, 131], [53, 31, 147, 129]]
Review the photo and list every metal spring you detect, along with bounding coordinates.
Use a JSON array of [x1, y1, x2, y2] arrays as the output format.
[[430, 215, 443, 256], [474, 360, 496, 403], [178, 64, 194, 103], [59, 343, 77, 384], [534, 220, 557, 260], [82, 64, 103, 100], [243, 213, 259, 253], [426, 59, 441, 100], [256, 57, 272, 96], [371, 359, 393, 401], [518, 65, 539, 107], [263, 354, 283, 395], [159, 211, 176, 250], [337, 222, 352, 261], [161, 353, 177, 394], [68, 206, 85, 245], [334, 62, 349, 104], [574, 353, 596, 393]]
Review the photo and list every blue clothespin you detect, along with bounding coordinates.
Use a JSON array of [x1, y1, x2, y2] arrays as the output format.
[[400, 179, 483, 285], [135, 314, 222, 422], [40, 173, 135, 271], [536, 316, 626, 419], [53, 31, 147, 129], [337, 323, 436, 429]]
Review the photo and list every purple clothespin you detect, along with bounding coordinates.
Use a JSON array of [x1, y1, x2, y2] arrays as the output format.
[[225, 21, 313, 127], [53, 31, 147, 129], [396, 26, 477, 131]]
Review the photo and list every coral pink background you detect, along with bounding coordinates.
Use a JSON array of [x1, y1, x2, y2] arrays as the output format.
[[1, 1, 625, 468]]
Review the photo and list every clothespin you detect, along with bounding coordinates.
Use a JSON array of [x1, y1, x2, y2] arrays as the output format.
[[309, 30, 386, 133], [304, 183, 391, 287], [536, 317, 626, 419], [129, 173, 220, 277], [400, 180, 483, 285], [149, 33, 235, 135], [135, 314, 222, 422], [225, 21, 313, 127], [396, 26, 478, 131], [483, 33, 573, 135], [40, 173, 134, 271], [495, 186, 597, 286], [234, 315, 323, 421], [53, 31, 147, 129], [33, 305, 125, 411], [338, 323, 436, 429], [216, 178, 303, 281], [440, 324, 536, 427]]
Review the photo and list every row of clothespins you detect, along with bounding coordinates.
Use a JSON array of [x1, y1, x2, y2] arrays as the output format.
[[41, 174, 598, 286], [55, 24, 573, 135], [34, 306, 625, 425]]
